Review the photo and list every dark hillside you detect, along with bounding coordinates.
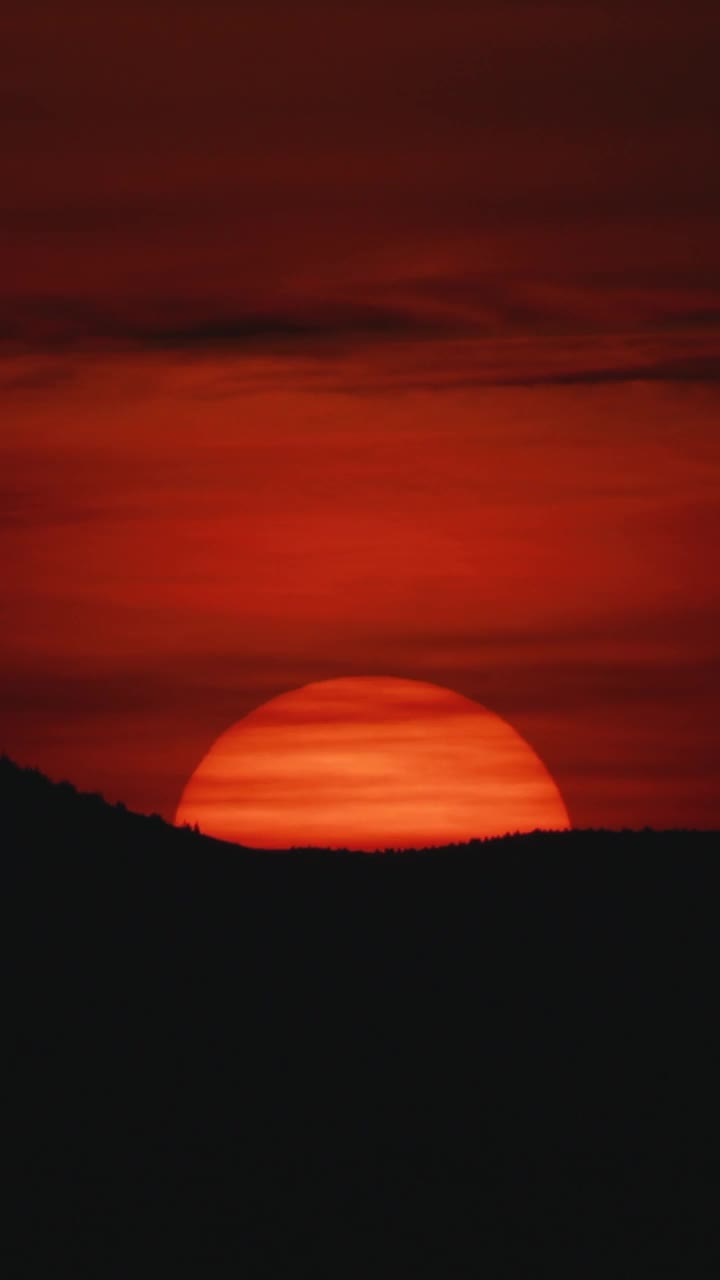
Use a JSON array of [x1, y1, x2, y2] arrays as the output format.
[[5, 756, 720, 1273]]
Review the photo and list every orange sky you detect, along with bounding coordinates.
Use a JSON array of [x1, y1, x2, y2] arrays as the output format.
[[1, 1, 719, 831]]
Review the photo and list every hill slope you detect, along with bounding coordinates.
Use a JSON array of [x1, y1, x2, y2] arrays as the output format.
[[5, 756, 720, 1271]]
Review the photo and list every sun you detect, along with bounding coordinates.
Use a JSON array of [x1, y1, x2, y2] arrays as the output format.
[[175, 676, 570, 850]]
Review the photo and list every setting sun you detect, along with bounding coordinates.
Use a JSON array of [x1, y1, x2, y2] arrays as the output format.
[[175, 676, 570, 849]]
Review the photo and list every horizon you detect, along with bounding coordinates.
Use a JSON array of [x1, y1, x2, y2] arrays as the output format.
[[4, 755, 718, 854]]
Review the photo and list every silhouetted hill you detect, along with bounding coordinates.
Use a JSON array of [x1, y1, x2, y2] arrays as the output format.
[[5, 756, 720, 1273]]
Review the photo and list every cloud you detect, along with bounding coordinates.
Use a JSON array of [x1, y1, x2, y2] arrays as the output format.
[[487, 353, 720, 388], [1, 290, 719, 391], [0, 296, 454, 353], [3, 615, 716, 725]]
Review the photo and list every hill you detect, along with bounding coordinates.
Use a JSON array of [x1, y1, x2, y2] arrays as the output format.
[[5, 756, 720, 1273]]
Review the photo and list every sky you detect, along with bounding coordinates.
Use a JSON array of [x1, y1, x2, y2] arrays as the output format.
[[2, 0, 719, 831]]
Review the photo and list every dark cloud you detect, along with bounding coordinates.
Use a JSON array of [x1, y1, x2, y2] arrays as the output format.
[[0, 652, 321, 722], [138, 306, 447, 350], [490, 353, 720, 388], [0, 297, 453, 351], [3, 631, 716, 724], [1, 292, 718, 390]]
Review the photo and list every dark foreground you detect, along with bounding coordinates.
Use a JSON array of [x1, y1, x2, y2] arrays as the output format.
[[5, 757, 720, 1274]]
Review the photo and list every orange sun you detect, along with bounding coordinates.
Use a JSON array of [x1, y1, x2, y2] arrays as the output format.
[[175, 680, 566, 849], [176, 676, 570, 850]]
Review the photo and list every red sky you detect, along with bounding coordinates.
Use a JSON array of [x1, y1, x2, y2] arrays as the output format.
[[2, 0, 719, 830]]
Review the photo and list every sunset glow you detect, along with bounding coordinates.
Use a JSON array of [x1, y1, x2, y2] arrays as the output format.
[[175, 678, 570, 849]]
